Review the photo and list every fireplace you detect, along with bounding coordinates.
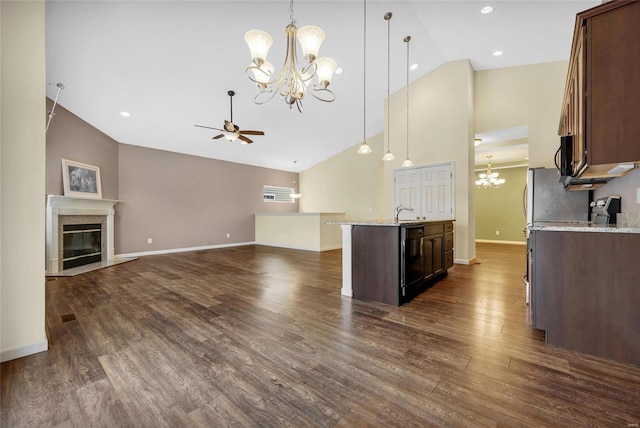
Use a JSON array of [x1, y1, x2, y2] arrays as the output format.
[[62, 223, 102, 269], [46, 195, 119, 274]]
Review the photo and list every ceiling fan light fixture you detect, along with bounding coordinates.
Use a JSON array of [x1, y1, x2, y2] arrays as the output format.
[[224, 132, 238, 142]]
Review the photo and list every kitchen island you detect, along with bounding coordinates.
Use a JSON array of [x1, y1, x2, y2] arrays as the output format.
[[329, 220, 454, 306], [529, 220, 640, 366]]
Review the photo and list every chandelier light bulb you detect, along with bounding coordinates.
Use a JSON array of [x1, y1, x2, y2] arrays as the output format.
[[245, 30, 273, 64], [297, 25, 325, 61], [315, 57, 338, 88]]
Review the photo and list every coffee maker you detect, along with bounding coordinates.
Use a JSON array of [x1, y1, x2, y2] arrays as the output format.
[[590, 195, 621, 224]]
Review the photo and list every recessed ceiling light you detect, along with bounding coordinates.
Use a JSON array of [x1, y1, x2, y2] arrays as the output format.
[[335, 67, 343, 75], [120, 111, 130, 117], [481, 6, 494, 14], [410, 63, 418, 71], [493, 50, 503, 56]]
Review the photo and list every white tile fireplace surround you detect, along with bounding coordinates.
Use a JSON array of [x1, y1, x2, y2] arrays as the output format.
[[46, 195, 119, 274]]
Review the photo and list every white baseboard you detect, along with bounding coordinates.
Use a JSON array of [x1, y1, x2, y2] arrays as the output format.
[[454, 256, 477, 265], [117, 241, 255, 258], [1, 340, 48, 363], [476, 239, 526, 245]]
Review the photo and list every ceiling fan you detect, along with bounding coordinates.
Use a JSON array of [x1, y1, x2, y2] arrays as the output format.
[[194, 90, 265, 144]]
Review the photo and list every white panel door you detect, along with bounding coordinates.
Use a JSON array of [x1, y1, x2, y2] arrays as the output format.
[[421, 163, 454, 220], [394, 168, 421, 221]]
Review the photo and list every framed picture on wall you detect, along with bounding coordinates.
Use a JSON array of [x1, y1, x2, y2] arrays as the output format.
[[61, 159, 102, 199]]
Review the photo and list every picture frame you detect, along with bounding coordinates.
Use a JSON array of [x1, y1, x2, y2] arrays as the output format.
[[61, 159, 102, 199]]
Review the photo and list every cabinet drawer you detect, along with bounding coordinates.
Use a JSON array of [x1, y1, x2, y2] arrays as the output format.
[[424, 224, 443, 236], [444, 232, 453, 251], [445, 250, 454, 269], [444, 222, 453, 233]]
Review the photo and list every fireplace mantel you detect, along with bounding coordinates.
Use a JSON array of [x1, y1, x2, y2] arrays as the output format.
[[46, 195, 119, 273]]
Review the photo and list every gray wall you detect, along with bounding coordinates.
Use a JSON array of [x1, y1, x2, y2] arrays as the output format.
[[594, 168, 640, 213], [45, 101, 298, 255], [46, 99, 119, 199]]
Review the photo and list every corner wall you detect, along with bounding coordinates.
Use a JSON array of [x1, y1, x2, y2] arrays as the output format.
[[1, 1, 48, 362]]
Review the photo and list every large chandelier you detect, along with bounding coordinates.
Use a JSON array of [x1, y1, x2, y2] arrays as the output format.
[[244, 0, 337, 112], [476, 155, 506, 188]]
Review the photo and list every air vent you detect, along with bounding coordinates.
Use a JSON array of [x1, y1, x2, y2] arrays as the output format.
[[61, 313, 77, 323]]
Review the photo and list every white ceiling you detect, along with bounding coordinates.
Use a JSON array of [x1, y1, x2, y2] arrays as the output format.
[[45, 0, 599, 172]]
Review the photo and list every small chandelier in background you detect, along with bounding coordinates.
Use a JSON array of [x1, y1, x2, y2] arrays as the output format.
[[290, 160, 303, 199], [476, 155, 506, 189], [402, 35, 413, 168], [244, 0, 338, 112], [382, 12, 395, 162], [357, 0, 372, 155]]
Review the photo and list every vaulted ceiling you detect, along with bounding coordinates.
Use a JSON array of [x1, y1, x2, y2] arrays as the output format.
[[45, 0, 599, 172]]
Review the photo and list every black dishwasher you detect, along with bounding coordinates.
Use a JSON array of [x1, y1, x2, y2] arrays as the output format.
[[401, 225, 425, 299]]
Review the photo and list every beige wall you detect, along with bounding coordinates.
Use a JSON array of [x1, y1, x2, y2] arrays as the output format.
[[299, 132, 384, 220], [475, 61, 568, 168], [1, 1, 48, 361], [255, 213, 345, 252], [476, 166, 528, 242], [46, 100, 119, 199], [117, 144, 298, 254]]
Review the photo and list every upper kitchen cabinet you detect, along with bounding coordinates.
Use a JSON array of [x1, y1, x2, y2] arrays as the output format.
[[559, 0, 640, 182], [394, 162, 454, 222]]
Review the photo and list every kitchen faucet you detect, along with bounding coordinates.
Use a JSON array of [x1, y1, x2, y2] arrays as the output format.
[[394, 204, 414, 223]]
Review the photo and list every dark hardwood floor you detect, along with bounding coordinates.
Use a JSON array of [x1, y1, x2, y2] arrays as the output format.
[[2, 243, 639, 427]]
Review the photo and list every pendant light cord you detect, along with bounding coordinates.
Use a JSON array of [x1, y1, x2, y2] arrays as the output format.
[[385, 13, 392, 155], [363, 0, 367, 145], [406, 36, 410, 159]]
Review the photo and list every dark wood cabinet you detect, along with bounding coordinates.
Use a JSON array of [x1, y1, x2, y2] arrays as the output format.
[[351, 221, 454, 306], [559, 0, 640, 180], [530, 229, 640, 366]]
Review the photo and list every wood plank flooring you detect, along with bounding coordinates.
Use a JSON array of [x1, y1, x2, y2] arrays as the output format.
[[2, 243, 639, 427]]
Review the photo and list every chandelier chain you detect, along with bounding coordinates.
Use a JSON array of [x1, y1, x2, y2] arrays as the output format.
[[406, 36, 410, 159], [387, 13, 391, 154], [289, 0, 295, 24]]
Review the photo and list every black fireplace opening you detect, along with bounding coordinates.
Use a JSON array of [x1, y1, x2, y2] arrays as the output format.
[[62, 223, 102, 270]]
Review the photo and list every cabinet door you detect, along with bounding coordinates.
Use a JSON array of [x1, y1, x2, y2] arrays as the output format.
[[394, 169, 421, 220], [421, 164, 454, 221], [572, 26, 586, 175], [586, 1, 640, 165], [432, 236, 444, 276], [423, 236, 434, 281]]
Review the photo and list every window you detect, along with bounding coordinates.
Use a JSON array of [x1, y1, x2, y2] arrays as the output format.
[[263, 185, 294, 203]]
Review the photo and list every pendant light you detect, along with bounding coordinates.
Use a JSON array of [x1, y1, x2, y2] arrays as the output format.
[[402, 36, 413, 168], [357, 0, 372, 155], [382, 12, 395, 162], [290, 160, 303, 199]]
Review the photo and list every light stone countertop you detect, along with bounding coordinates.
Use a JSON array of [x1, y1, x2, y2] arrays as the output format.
[[326, 219, 453, 227], [530, 221, 640, 234]]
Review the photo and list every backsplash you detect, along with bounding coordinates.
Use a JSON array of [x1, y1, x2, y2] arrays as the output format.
[[593, 167, 640, 213]]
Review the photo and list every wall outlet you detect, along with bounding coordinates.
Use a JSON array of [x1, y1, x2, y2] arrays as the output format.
[[495, 230, 500, 236], [226, 233, 230, 239], [147, 238, 152, 244], [636, 187, 640, 204]]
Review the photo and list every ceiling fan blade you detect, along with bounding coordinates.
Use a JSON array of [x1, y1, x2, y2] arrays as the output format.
[[212, 134, 224, 139], [238, 130, 265, 136], [195, 124, 225, 132], [238, 135, 253, 144]]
